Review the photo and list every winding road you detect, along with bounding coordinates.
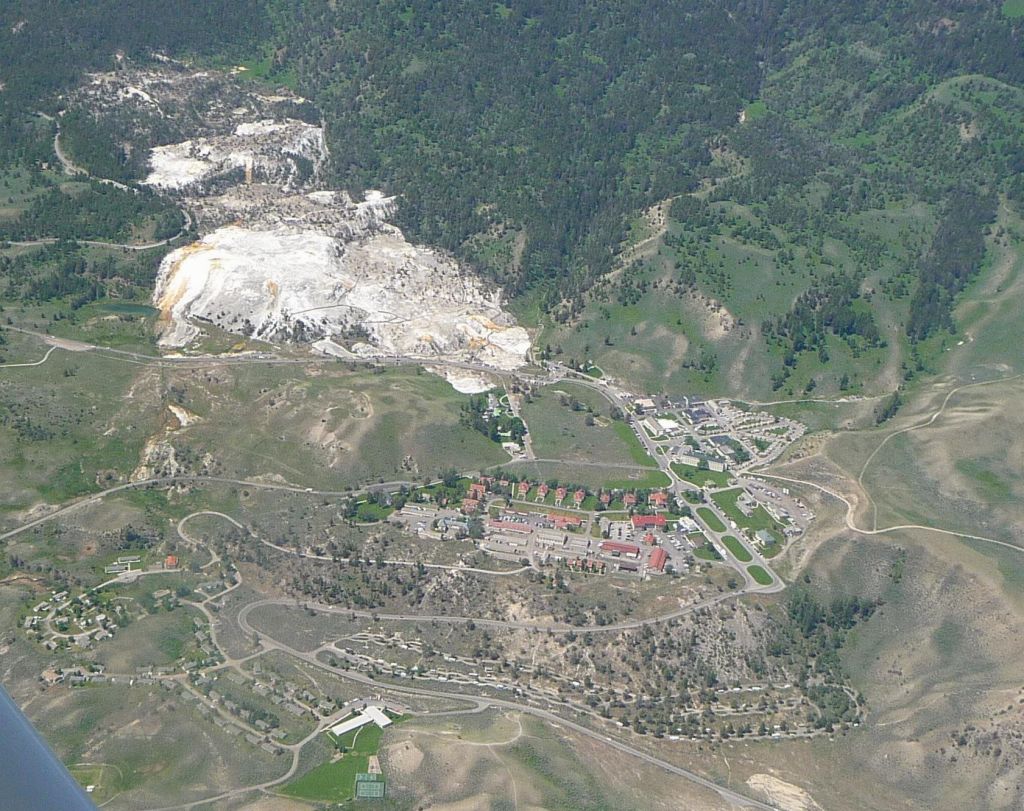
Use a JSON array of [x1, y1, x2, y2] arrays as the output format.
[[3, 114, 193, 252], [6, 309, 1020, 809], [234, 605, 779, 811]]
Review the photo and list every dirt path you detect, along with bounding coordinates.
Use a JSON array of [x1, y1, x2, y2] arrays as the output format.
[[4, 113, 193, 251], [856, 372, 1024, 529], [0, 345, 57, 368]]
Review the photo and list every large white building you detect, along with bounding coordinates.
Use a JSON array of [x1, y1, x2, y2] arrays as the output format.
[[328, 705, 393, 738]]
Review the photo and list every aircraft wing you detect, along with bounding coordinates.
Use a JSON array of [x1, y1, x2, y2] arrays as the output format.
[[0, 684, 98, 810]]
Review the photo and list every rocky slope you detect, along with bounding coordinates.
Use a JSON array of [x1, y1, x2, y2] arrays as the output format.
[[72, 63, 530, 390]]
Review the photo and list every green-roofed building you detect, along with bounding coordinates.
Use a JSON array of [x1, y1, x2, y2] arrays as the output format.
[[355, 773, 386, 800]]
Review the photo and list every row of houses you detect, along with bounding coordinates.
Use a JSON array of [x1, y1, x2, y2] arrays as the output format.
[[462, 477, 674, 513]]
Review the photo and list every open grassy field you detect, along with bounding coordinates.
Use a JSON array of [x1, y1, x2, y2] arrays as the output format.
[[521, 382, 657, 467], [747, 564, 773, 585], [0, 335, 161, 511], [283, 722, 387, 803], [19, 679, 282, 810], [174, 363, 508, 488], [381, 710, 743, 810], [671, 462, 732, 488], [1005, 0, 1024, 18], [93, 606, 201, 672], [0, 328, 512, 513], [494, 459, 670, 491]]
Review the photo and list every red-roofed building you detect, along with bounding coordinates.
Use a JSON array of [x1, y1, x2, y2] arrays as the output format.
[[600, 541, 640, 558], [536, 483, 550, 502], [643, 532, 656, 545], [164, 555, 178, 569], [573, 489, 586, 507], [554, 486, 567, 505], [631, 514, 666, 530], [489, 518, 532, 534], [468, 482, 487, 500], [550, 514, 583, 530], [623, 492, 637, 507], [649, 547, 668, 572], [649, 491, 669, 509], [461, 498, 480, 514], [517, 481, 531, 498]]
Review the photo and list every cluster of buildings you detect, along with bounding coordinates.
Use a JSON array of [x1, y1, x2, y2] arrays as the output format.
[[25, 589, 126, 650], [104, 554, 179, 577], [627, 394, 804, 475], [391, 472, 716, 577]]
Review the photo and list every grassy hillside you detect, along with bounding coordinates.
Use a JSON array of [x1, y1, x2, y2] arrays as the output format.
[[545, 36, 1024, 400]]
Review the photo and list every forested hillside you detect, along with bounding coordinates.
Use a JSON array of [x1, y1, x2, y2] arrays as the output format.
[[271, 1, 765, 301], [1, 0, 1023, 397], [263, 0, 1024, 310], [0, 0, 268, 170]]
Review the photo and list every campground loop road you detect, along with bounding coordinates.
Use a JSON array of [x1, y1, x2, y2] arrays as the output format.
[[237, 583, 772, 638], [146, 512, 781, 811]]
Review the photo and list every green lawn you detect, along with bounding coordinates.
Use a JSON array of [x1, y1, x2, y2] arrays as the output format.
[[69, 763, 122, 805], [721, 535, 753, 563], [612, 421, 660, 467], [356, 501, 395, 522], [693, 542, 721, 561], [283, 722, 386, 803], [711, 488, 783, 542], [496, 460, 669, 491], [671, 463, 732, 488], [1004, 0, 1024, 18], [281, 757, 362, 803], [697, 507, 727, 533], [748, 565, 773, 586], [521, 384, 656, 467]]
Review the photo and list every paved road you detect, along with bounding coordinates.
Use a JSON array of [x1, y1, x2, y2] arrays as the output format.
[[150, 513, 779, 810], [544, 364, 784, 590]]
